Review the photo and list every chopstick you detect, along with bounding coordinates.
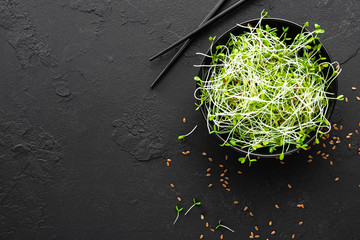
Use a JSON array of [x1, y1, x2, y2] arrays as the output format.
[[150, 0, 226, 88], [149, 0, 250, 61]]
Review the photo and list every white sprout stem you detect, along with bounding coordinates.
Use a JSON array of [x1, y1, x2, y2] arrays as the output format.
[[173, 212, 180, 225], [184, 204, 195, 215], [183, 125, 198, 137], [220, 225, 235, 233]]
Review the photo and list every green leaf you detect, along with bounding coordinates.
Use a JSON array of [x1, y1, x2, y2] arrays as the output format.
[[279, 152, 284, 160], [238, 157, 246, 164], [178, 135, 184, 140], [315, 138, 320, 144]]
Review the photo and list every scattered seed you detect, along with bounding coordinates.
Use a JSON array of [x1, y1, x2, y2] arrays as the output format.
[[238, 171, 243, 174], [234, 201, 239, 204], [299, 221, 303, 225], [356, 130, 359, 134], [200, 234, 203, 239], [330, 161, 333, 166], [271, 231, 276, 235], [224, 169, 228, 173], [220, 234, 223, 239], [206, 222, 209, 227], [178, 197, 181, 202], [249, 212, 254, 216], [206, 173, 211, 177], [202, 152, 207, 156], [348, 144, 352, 148], [332, 146, 336, 150], [269, 221, 272, 226], [357, 96, 360, 101], [225, 177, 230, 180], [345, 97, 349, 102], [275, 204, 280, 209], [207, 168, 211, 172], [220, 173, 225, 177], [352, 87, 357, 91], [288, 184, 292, 189], [170, 183, 174, 188], [292, 234, 295, 239], [222, 184, 227, 188], [244, 206, 249, 211], [210, 228, 215, 232], [255, 226, 259, 231], [322, 143, 326, 148], [307, 159, 312, 163], [201, 215, 204, 220], [219, 164, 224, 168], [208, 184, 213, 188], [297, 204, 304, 208], [225, 155, 228, 160], [226, 188, 231, 192], [208, 157, 213, 162], [340, 125, 343, 130], [255, 235, 260, 238], [183, 118, 186, 123], [335, 177, 339, 182], [224, 180, 229, 185], [166, 162, 170, 167]]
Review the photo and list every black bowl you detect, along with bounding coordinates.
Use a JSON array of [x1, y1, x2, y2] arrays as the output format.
[[196, 18, 338, 158]]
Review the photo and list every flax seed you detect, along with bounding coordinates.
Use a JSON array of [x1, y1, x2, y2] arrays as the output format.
[[206, 222, 209, 227], [206, 173, 211, 177], [207, 168, 211, 172], [222, 184, 227, 188], [255, 226, 259, 231], [200, 234, 203, 239], [255, 235, 260, 238], [330, 161, 333, 165], [334, 126, 339, 130], [292, 234, 295, 239], [201, 215, 204, 220], [322, 143, 326, 148], [340, 125, 343, 130], [299, 221, 303, 225], [220, 235, 224, 239], [297, 204, 304, 208], [167, 162, 170, 166], [275, 204, 280, 209], [234, 201, 239, 204], [183, 118, 186, 123], [271, 231, 275, 235], [220, 173, 225, 177], [225, 181, 229, 185], [170, 183, 174, 188], [345, 97, 348, 102], [225, 177, 229, 180], [356, 130, 359, 134], [224, 169, 228, 173], [220, 179, 224, 182], [317, 151, 321, 154], [352, 87, 357, 90], [226, 188, 231, 192], [244, 206, 248, 211], [307, 159, 312, 163], [346, 136, 351, 139], [269, 221, 272, 226], [208, 184, 213, 188], [225, 155, 228, 160], [202, 152, 207, 156], [335, 177, 339, 182], [219, 164, 224, 168], [288, 184, 292, 189], [208, 157, 213, 162], [357, 96, 360, 101], [238, 171, 243, 174], [178, 197, 181, 201], [210, 228, 215, 232], [249, 212, 254, 216], [348, 144, 352, 148]]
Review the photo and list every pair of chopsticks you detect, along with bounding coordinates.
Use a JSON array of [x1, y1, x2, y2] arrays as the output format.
[[150, 0, 250, 88]]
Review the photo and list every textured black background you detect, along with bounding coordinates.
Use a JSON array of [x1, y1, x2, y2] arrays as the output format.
[[1, 0, 360, 239]]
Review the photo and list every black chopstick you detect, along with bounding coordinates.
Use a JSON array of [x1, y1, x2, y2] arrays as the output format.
[[149, 0, 250, 61], [150, 0, 227, 88]]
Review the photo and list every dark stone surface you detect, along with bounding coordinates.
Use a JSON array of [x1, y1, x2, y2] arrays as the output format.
[[1, 0, 360, 239]]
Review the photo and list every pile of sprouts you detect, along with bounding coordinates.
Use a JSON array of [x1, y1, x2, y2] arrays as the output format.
[[194, 12, 342, 162]]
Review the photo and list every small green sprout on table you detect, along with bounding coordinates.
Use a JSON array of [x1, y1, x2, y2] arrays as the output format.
[[178, 125, 198, 140], [184, 198, 201, 215], [173, 206, 183, 225], [216, 220, 235, 233]]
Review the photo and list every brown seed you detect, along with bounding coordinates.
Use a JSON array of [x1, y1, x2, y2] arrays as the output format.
[[224, 181, 229, 185], [322, 143, 326, 148], [238, 171, 243, 174], [206, 222, 209, 227], [255, 226, 259, 231], [222, 184, 227, 188], [271, 231, 276, 235], [334, 126, 339, 130], [316, 151, 321, 154], [345, 97, 349, 102], [249, 212, 254, 216], [166, 162, 170, 167], [249, 236, 254, 239], [288, 184, 292, 189], [348, 144, 352, 148], [299, 221, 303, 225], [321, 153, 325, 156], [200, 234, 203, 239], [356, 130, 359, 134], [226, 188, 231, 192], [201, 215, 204, 220], [220, 173, 225, 177], [292, 234, 295, 239], [210, 228, 215, 232], [224, 169, 228, 173], [340, 125, 343, 130], [275, 204, 280, 209], [349, 133, 353, 136], [234, 201, 239, 204], [308, 155, 313, 159], [207, 168, 211, 172], [219, 164, 224, 168], [307, 159, 312, 163], [244, 206, 248, 211], [206, 173, 211, 177], [202, 152, 207, 156], [255, 235, 260, 238], [280, 161, 285, 165], [332, 146, 336, 150], [225, 155, 228, 160], [178, 197, 181, 201], [352, 87, 357, 90], [297, 204, 304, 208], [170, 183, 174, 188], [167, 158, 171, 162], [208, 184, 213, 188], [183, 118, 186, 123], [208, 157, 213, 162], [357, 96, 360, 101], [321, 136, 326, 140], [335, 177, 339, 182], [225, 176, 230, 180], [330, 161, 333, 166], [220, 179, 224, 182], [269, 221, 272, 226], [346, 136, 351, 139], [220, 235, 224, 239]]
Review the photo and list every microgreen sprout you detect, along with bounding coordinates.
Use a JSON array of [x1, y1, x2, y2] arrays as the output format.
[[216, 220, 235, 233], [173, 206, 183, 225], [184, 198, 202, 215], [178, 125, 198, 140], [194, 11, 342, 162]]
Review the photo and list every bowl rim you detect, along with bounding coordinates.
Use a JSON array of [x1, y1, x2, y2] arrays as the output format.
[[196, 17, 338, 158]]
